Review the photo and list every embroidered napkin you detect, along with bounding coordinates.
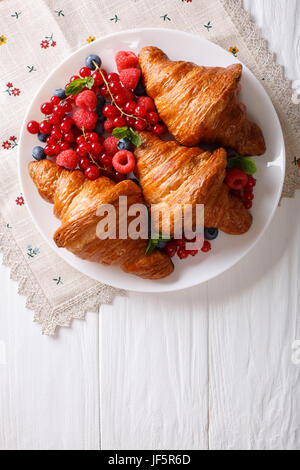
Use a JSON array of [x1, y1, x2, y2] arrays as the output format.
[[0, 0, 299, 334]]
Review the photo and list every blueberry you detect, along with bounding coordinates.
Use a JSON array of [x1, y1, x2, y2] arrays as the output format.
[[204, 228, 219, 241], [157, 240, 168, 249], [85, 54, 102, 70], [38, 132, 49, 143], [117, 138, 133, 151], [53, 88, 66, 100], [32, 146, 46, 161], [134, 78, 146, 96], [96, 95, 105, 113], [95, 120, 104, 135]]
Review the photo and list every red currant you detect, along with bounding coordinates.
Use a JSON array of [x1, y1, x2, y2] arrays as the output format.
[[124, 101, 136, 114], [79, 67, 91, 78], [107, 73, 120, 82], [51, 127, 61, 140], [60, 120, 72, 132], [244, 201, 253, 210], [134, 105, 147, 118], [27, 120, 39, 134], [114, 171, 125, 182], [103, 105, 120, 118], [114, 94, 126, 106], [85, 166, 100, 180], [63, 132, 74, 143], [113, 116, 126, 128], [39, 121, 52, 135], [134, 119, 147, 131], [76, 135, 86, 145], [201, 241, 211, 253], [109, 81, 122, 94], [153, 124, 167, 135], [51, 144, 61, 155], [99, 85, 110, 97], [44, 145, 52, 156], [86, 132, 99, 143], [76, 142, 91, 157], [53, 105, 65, 118], [99, 153, 113, 170], [41, 102, 53, 115], [70, 75, 80, 82], [147, 112, 159, 125], [244, 190, 254, 201], [126, 116, 136, 127], [177, 249, 189, 260], [90, 142, 104, 157], [92, 71, 104, 87], [61, 101, 73, 114], [59, 142, 70, 152], [46, 136, 55, 145], [79, 157, 90, 171], [48, 114, 60, 125], [245, 175, 256, 190], [51, 96, 61, 105], [164, 241, 178, 258]]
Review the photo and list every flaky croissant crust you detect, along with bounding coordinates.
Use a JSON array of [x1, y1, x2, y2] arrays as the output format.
[[134, 132, 252, 236], [28, 160, 174, 280], [139, 47, 266, 156]]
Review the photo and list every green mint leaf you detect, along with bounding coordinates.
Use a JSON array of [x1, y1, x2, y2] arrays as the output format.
[[85, 76, 94, 90], [65, 78, 86, 96], [112, 127, 129, 140], [227, 157, 257, 175], [128, 128, 142, 147], [145, 239, 158, 255]]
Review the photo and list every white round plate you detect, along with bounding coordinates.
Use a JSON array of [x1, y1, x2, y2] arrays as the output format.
[[19, 28, 285, 293]]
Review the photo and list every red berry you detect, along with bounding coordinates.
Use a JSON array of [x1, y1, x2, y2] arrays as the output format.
[[76, 135, 86, 145], [60, 142, 70, 151], [115, 51, 139, 73], [70, 75, 80, 82], [92, 71, 104, 87], [61, 100, 73, 114], [188, 250, 199, 257], [90, 142, 104, 157], [103, 119, 115, 134], [107, 73, 120, 82], [120, 68, 141, 90], [112, 150, 135, 174], [56, 150, 79, 170], [147, 112, 159, 125], [201, 241, 211, 253], [124, 101, 136, 114], [104, 136, 118, 155], [86, 132, 99, 143], [79, 157, 90, 171], [27, 120, 40, 134], [177, 249, 189, 260], [103, 105, 120, 118], [73, 109, 98, 132], [137, 96, 156, 113], [109, 81, 122, 95], [126, 116, 136, 127], [75, 90, 98, 111], [48, 114, 60, 125], [99, 85, 110, 97], [113, 116, 126, 128], [41, 102, 53, 115], [79, 67, 91, 78], [164, 240, 178, 258], [60, 120, 72, 132], [244, 190, 254, 201], [63, 132, 75, 143], [39, 121, 52, 135], [51, 127, 61, 140], [245, 175, 257, 190], [51, 96, 60, 105], [51, 144, 61, 155], [134, 119, 147, 131], [153, 124, 167, 135], [134, 105, 147, 118], [44, 145, 52, 156], [226, 168, 248, 191], [114, 171, 125, 182], [46, 136, 55, 145], [176, 239, 186, 250], [53, 105, 65, 118], [244, 201, 253, 210], [99, 153, 113, 170], [122, 88, 136, 103], [115, 94, 126, 106], [85, 166, 100, 180], [76, 142, 91, 157]]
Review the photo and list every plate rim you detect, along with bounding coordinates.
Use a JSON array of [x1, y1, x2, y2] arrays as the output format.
[[18, 27, 286, 293]]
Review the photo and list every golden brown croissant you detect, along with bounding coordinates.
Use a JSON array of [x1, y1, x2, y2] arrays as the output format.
[[28, 160, 174, 280], [139, 46, 266, 156], [134, 132, 252, 236]]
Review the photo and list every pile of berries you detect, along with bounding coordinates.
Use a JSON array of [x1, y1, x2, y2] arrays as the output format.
[[27, 51, 167, 181], [164, 228, 219, 260], [225, 168, 256, 210]]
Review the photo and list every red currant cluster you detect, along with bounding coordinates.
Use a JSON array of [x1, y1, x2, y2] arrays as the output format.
[[226, 168, 256, 210], [164, 237, 211, 260]]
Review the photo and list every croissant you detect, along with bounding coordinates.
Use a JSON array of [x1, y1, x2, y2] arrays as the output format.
[[139, 47, 266, 156], [134, 132, 252, 236], [28, 160, 174, 280]]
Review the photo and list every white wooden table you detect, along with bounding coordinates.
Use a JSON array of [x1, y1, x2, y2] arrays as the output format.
[[0, 0, 299, 451]]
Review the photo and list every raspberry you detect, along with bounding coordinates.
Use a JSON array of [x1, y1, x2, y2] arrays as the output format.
[[112, 150, 135, 174], [75, 90, 98, 111], [56, 150, 79, 170], [122, 88, 136, 104], [73, 109, 98, 131], [104, 136, 118, 155], [103, 118, 115, 134], [137, 96, 156, 113], [119, 68, 141, 90], [116, 51, 139, 73]]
